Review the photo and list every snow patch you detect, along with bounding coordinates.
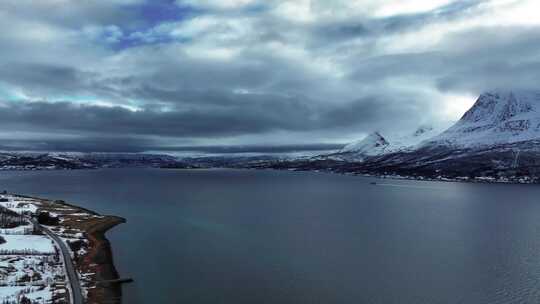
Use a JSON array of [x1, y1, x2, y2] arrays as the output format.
[[0, 235, 56, 255]]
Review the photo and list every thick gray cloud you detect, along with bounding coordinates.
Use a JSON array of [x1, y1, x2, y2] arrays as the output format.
[[350, 26, 540, 94], [0, 94, 420, 138], [0, 137, 157, 153], [148, 143, 344, 154], [0, 0, 538, 153]]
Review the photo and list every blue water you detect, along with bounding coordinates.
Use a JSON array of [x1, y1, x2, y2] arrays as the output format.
[[1, 169, 540, 303]]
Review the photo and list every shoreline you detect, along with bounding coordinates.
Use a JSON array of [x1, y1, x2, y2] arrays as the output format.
[[13, 194, 126, 304], [246, 167, 540, 185]]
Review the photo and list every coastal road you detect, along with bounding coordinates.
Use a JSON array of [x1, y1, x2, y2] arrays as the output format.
[[30, 218, 84, 304]]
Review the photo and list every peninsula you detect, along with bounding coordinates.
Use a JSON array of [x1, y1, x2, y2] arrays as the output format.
[[0, 193, 125, 304]]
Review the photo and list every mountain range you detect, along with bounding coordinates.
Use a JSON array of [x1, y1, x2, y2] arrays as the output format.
[[327, 125, 444, 161], [250, 90, 540, 183], [0, 152, 195, 170]]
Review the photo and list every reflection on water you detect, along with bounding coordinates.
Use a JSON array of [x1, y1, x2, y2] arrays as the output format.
[[1, 169, 540, 303]]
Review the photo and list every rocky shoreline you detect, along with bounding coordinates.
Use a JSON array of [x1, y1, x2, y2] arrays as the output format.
[[14, 194, 126, 304]]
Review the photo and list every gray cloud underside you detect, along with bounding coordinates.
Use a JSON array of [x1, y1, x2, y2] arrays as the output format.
[[311, 0, 487, 45], [0, 94, 420, 138], [0, 137, 156, 153], [1, 0, 539, 153], [0, 138, 343, 154], [350, 26, 540, 93]]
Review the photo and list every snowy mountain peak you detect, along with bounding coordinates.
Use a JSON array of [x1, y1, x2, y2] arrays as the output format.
[[461, 91, 539, 124], [425, 90, 540, 148], [336, 125, 445, 161], [341, 132, 389, 155]]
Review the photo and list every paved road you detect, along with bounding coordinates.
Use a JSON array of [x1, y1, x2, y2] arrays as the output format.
[[30, 219, 84, 304]]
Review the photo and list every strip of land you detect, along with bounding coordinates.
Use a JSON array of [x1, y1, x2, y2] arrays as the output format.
[[0, 193, 125, 304]]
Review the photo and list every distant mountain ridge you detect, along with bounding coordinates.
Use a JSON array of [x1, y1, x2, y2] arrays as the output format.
[[0, 152, 194, 170], [245, 90, 540, 183]]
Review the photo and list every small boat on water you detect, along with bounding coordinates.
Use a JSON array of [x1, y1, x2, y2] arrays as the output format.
[[370, 182, 377, 185]]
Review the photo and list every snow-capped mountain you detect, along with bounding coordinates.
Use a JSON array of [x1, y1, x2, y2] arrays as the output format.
[[335, 126, 443, 161], [338, 90, 540, 158], [387, 125, 444, 152], [341, 132, 390, 155], [424, 90, 540, 148], [336, 90, 540, 181], [252, 90, 540, 182]]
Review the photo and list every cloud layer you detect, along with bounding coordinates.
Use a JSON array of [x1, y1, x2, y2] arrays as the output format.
[[1, 0, 539, 153]]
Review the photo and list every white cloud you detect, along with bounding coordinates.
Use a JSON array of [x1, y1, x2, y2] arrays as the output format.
[[176, 0, 256, 10], [372, 0, 455, 17]]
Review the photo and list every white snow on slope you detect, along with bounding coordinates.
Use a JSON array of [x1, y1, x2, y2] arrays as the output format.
[[341, 132, 390, 155], [387, 125, 445, 152], [425, 90, 540, 148], [339, 126, 445, 159]]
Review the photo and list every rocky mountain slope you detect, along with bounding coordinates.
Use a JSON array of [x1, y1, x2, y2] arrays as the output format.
[[323, 125, 443, 161], [249, 90, 540, 183], [423, 90, 540, 148], [338, 132, 390, 159]]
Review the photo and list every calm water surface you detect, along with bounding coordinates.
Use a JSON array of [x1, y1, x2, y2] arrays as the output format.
[[1, 169, 540, 303]]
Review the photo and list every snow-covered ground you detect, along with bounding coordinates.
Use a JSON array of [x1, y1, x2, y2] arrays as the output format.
[[0, 235, 56, 255], [0, 286, 53, 303], [0, 194, 69, 303], [0, 193, 118, 303], [0, 223, 34, 235], [0, 197, 40, 215], [0, 255, 64, 286]]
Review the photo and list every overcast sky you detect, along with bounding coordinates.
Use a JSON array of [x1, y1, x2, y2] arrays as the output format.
[[0, 0, 539, 153]]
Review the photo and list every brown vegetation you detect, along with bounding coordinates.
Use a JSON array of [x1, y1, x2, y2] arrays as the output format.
[[16, 195, 126, 304]]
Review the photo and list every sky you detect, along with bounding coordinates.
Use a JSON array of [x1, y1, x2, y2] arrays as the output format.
[[0, 0, 539, 154]]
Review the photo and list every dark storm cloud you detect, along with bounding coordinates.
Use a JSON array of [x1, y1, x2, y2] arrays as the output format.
[[0, 94, 419, 138], [0, 139, 343, 154], [156, 143, 344, 154], [321, 96, 425, 130], [0, 137, 157, 153]]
